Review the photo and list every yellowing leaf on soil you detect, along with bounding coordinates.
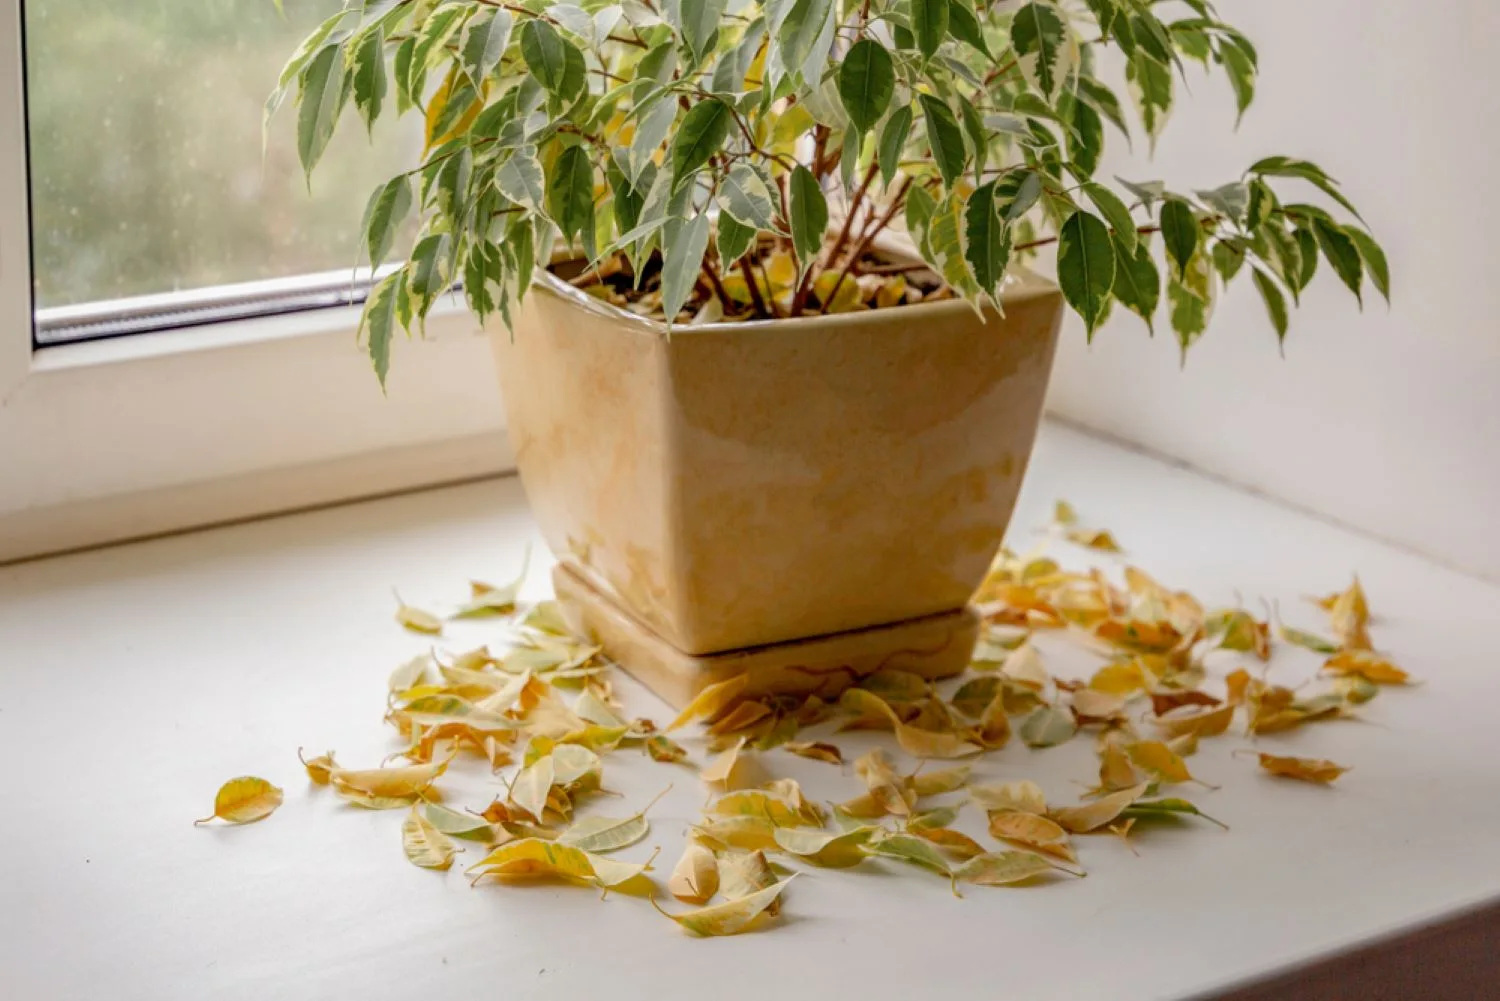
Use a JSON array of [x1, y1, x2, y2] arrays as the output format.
[[1050, 782, 1151, 834], [953, 851, 1062, 887], [669, 841, 719, 904], [1255, 753, 1350, 785], [669, 674, 750, 731], [782, 740, 843, 765], [403, 807, 458, 870], [1019, 705, 1078, 748], [195, 776, 284, 825], [772, 825, 877, 867], [653, 874, 795, 936]]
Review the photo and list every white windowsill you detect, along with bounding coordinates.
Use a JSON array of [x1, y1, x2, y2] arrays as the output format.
[[2, 420, 1496, 1000]]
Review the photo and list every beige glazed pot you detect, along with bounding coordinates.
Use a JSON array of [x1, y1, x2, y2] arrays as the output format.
[[489, 259, 1064, 709]]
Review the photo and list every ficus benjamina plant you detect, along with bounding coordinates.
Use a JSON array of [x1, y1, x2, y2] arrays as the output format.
[[269, 0, 1387, 386]]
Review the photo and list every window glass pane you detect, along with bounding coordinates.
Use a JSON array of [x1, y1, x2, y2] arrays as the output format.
[[25, 0, 414, 310]]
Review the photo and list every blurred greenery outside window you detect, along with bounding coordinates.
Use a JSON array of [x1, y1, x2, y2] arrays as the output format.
[[26, 0, 414, 330]]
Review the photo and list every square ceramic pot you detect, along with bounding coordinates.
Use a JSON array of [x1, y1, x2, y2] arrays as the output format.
[[490, 259, 1063, 705]]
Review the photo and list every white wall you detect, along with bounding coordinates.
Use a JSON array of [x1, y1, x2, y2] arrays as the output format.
[[1045, 1, 1500, 581]]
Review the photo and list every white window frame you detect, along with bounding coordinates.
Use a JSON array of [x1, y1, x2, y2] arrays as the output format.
[[0, 0, 513, 564]]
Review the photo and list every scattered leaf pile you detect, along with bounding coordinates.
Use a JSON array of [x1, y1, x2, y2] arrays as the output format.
[[204, 501, 1413, 936]]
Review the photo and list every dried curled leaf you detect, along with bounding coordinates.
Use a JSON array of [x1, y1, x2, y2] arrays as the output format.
[[987, 809, 1077, 864], [669, 675, 749, 731], [467, 838, 651, 889], [1323, 649, 1410, 685], [331, 758, 449, 808], [910, 825, 986, 862], [195, 776, 283, 825], [669, 841, 719, 904], [841, 688, 980, 759], [954, 851, 1063, 887], [1255, 753, 1350, 785], [451, 551, 530, 619], [782, 741, 843, 765], [645, 734, 688, 763], [969, 780, 1047, 815], [700, 737, 753, 787], [1121, 797, 1228, 829], [1322, 576, 1372, 651], [1126, 741, 1197, 785], [299, 748, 339, 785], [772, 825, 877, 868], [653, 874, 795, 936], [394, 594, 444, 635], [1050, 783, 1151, 834], [403, 807, 458, 870], [1019, 705, 1078, 748]]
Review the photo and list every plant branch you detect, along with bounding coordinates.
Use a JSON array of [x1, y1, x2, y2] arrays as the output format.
[[819, 174, 914, 312], [700, 258, 733, 315], [737, 255, 771, 319]]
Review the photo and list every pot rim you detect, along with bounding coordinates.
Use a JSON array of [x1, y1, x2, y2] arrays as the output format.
[[529, 237, 1061, 340]]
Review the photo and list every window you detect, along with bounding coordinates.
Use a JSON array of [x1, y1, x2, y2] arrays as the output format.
[[26, 0, 421, 343], [0, 0, 506, 564]]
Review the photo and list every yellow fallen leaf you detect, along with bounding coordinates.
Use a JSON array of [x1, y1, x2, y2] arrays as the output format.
[[1324, 576, 1372, 651], [1066, 528, 1121, 552], [909, 825, 986, 862], [1255, 753, 1350, 785], [692, 815, 780, 852], [782, 741, 843, 765], [718, 849, 782, 910], [422, 803, 497, 841], [973, 689, 1012, 749], [195, 776, 283, 825], [1323, 649, 1410, 685], [388, 654, 433, 694], [1050, 782, 1151, 833], [1093, 744, 1141, 794], [1019, 705, 1077, 748], [711, 789, 812, 828], [646, 733, 689, 762], [700, 737, 752, 787], [394, 593, 443, 635], [1053, 499, 1079, 526], [1151, 702, 1235, 741], [1279, 625, 1340, 655], [1071, 689, 1127, 722], [521, 600, 575, 637], [669, 841, 719, 904], [654, 874, 795, 936], [895, 720, 981, 759], [669, 675, 749, 731], [509, 754, 556, 822], [867, 832, 955, 884], [1203, 608, 1271, 660], [854, 749, 914, 817], [467, 838, 649, 889], [298, 748, 338, 785], [969, 780, 1047, 815], [1336, 675, 1380, 705], [987, 809, 1077, 864], [708, 699, 773, 735], [1000, 642, 1049, 690], [910, 765, 973, 798], [1089, 660, 1149, 696], [772, 825, 877, 867], [951, 676, 1002, 717], [953, 850, 1061, 887], [1126, 740, 1196, 785], [402, 807, 458, 870], [451, 550, 530, 619], [330, 758, 449, 806], [557, 810, 652, 853]]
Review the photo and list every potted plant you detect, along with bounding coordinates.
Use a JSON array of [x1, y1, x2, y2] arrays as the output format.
[[270, 0, 1382, 707]]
